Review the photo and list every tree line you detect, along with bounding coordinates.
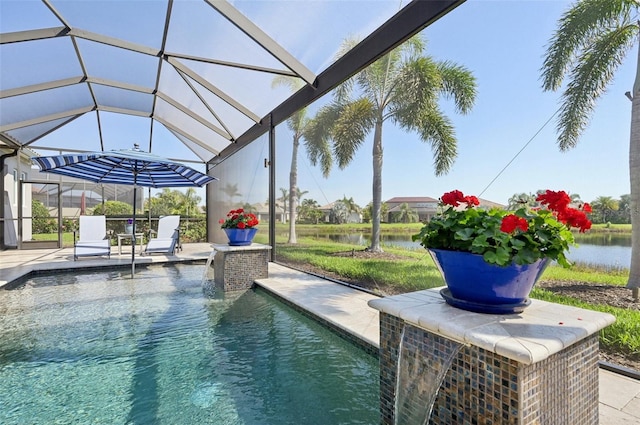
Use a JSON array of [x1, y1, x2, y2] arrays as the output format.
[[32, 188, 206, 242]]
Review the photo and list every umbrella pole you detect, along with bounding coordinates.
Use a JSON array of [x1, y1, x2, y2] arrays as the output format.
[[131, 185, 137, 277]]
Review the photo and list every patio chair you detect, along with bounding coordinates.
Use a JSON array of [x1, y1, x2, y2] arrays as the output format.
[[145, 215, 181, 255], [74, 215, 111, 260]]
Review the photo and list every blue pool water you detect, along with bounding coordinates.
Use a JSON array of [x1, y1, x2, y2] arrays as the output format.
[[0, 265, 379, 424]]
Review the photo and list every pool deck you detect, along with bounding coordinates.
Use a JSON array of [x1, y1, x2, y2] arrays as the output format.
[[1, 243, 639, 424]]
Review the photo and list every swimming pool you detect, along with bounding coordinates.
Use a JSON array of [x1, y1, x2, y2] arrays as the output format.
[[0, 265, 379, 424]]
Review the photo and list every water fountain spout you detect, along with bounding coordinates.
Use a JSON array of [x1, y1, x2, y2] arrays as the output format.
[[395, 324, 462, 425]]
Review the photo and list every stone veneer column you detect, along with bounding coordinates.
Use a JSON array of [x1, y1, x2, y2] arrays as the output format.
[[210, 243, 271, 291], [368, 288, 615, 425]]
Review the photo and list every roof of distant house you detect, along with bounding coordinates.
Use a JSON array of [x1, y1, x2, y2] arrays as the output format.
[[388, 205, 437, 213], [477, 198, 505, 209], [385, 196, 439, 204], [319, 201, 337, 211], [385, 196, 506, 210]]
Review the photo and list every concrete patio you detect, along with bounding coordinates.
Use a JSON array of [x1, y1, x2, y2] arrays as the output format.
[[1, 244, 638, 424]]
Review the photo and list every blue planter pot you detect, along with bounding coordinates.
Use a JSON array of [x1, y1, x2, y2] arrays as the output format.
[[124, 224, 133, 234], [429, 249, 549, 314], [224, 228, 258, 246]]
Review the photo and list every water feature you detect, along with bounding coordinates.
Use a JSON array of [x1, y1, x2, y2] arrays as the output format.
[[0, 265, 379, 424], [570, 233, 631, 269], [395, 325, 462, 425]]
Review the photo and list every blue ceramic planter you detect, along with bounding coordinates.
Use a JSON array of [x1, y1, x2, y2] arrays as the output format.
[[429, 249, 549, 313], [224, 228, 258, 246]]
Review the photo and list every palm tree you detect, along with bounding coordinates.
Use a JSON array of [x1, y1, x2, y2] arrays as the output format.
[[295, 188, 309, 204], [242, 202, 258, 214], [299, 198, 322, 223], [180, 188, 201, 232], [540, 0, 639, 298], [276, 187, 288, 224], [395, 203, 419, 223], [304, 35, 476, 252], [617, 194, 631, 223], [570, 193, 582, 205], [591, 196, 619, 223], [181, 188, 201, 216], [507, 192, 537, 210], [363, 201, 389, 223], [272, 76, 311, 244], [340, 195, 361, 221], [221, 183, 242, 206], [330, 200, 349, 224]]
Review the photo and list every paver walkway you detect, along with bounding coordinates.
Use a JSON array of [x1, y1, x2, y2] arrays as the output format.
[[1, 246, 638, 423]]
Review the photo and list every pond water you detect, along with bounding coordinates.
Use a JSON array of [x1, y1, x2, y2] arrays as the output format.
[[0, 265, 379, 425], [299, 232, 632, 270]]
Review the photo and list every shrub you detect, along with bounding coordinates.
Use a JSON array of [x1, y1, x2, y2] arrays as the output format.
[[32, 200, 57, 234]]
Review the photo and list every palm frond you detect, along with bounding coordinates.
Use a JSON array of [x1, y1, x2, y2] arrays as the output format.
[[334, 76, 356, 103], [388, 56, 441, 125], [287, 109, 308, 134], [332, 99, 376, 169], [272, 75, 310, 136], [400, 35, 425, 60], [387, 54, 473, 176], [357, 35, 427, 107], [303, 104, 342, 177], [417, 108, 457, 176], [557, 24, 637, 150], [541, 0, 635, 91], [436, 60, 477, 114], [271, 75, 305, 91], [333, 37, 361, 102], [358, 50, 402, 106]]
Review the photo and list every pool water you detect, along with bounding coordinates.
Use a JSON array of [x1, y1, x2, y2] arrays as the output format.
[[0, 265, 379, 424]]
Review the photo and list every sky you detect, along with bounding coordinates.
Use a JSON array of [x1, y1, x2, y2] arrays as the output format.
[[9, 0, 633, 209], [275, 0, 634, 208]]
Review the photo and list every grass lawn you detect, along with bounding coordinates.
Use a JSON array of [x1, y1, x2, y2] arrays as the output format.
[[589, 223, 632, 233], [32, 232, 75, 246]]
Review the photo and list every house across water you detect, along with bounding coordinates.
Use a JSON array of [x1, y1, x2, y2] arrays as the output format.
[[385, 196, 505, 223]]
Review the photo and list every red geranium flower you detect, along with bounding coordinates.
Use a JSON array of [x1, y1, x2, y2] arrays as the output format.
[[536, 190, 571, 212], [500, 214, 528, 233], [441, 190, 465, 207], [463, 195, 480, 207], [219, 208, 260, 229], [556, 208, 591, 233]]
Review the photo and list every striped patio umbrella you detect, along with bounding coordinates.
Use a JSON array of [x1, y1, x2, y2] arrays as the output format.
[[33, 144, 217, 275]]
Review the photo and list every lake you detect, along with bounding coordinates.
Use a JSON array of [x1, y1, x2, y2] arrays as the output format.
[[298, 232, 631, 270]]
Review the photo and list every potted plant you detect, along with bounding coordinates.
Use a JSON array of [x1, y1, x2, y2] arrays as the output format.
[[412, 190, 592, 313], [219, 208, 260, 246]]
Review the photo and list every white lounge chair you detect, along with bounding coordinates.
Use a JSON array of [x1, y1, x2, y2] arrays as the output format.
[[74, 215, 111, 260], [145, 215, 181, 255]]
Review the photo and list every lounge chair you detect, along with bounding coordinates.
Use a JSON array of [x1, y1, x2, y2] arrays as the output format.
[[145, 215, 181, 255], [74, 215, 111, 260]]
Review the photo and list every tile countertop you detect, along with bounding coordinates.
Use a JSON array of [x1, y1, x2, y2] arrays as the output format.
[[368, 287, 616, 365]]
